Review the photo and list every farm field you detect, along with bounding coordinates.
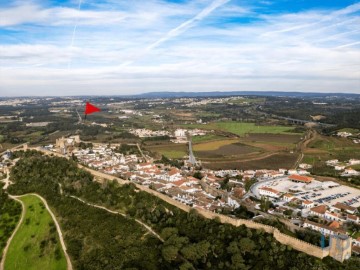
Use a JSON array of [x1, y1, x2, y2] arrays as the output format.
[[193, 139, 263, 160], [193, 139, 239, 151], [191, 134, 224, 143], [243, 133, 302, 144], [146, 143, 187, 159], [182, 121, 296, 136], [146, 130, 302, 169], [306, 135, 360, 161], [204, 153, 299, 170], [4, 195, 67, 270]]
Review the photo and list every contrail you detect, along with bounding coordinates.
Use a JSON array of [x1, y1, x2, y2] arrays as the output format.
[[68, 0, 83, 69], [121, 0, 230, 66], [262, 2, 360, 37], [334, 41, 360, 49]]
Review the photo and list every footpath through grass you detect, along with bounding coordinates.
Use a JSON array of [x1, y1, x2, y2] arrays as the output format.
[[4, 194, 67, 270]]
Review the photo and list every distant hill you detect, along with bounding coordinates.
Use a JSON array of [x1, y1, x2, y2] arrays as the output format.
[[134, 91, 360, 99]]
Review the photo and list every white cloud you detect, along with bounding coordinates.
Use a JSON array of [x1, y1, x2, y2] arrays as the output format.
[[0, 0, 359, 96]]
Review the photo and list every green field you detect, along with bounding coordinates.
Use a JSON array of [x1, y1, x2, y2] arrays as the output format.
[[337, 128, 360, 134], [147, 144, 188, 159], [4, 195, 67, 270], [191, 134, 224, 143], [183, 122, 295, 136]]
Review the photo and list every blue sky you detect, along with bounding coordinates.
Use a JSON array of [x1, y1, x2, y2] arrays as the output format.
[[0, 0, 359, 96]]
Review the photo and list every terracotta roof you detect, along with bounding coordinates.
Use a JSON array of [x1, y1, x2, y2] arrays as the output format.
[[169, 168, 180, 176], [304, 220, 346, 234], [302, 200, 313, 205], [310, 205, 327, 214], [329, 221, 340, 229], [352, 245, 360, 254], [259, 187, 280, 194], [283, 193, 294, 198], [347, 214, 359, 221], [172, 179, 187, 186], [333, 202, 356, 212], [288, 174, 313, 183]]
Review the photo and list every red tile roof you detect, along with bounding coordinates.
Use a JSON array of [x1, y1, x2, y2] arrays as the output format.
[[289, 174, 313, 183], [259, 187, 280, 194], [302, 200, 313, 205], [172, 179, 187, 186], [310, 205, 327, 215]]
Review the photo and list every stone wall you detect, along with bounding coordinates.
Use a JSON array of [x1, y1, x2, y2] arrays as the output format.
[[31, 147, 330, 260]]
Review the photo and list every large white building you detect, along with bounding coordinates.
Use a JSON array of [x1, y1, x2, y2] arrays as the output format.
[[174, 129, 187, 137], [259, 187, 280, 198]]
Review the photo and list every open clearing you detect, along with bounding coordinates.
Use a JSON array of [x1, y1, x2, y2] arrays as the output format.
[[4, 195, 67, 270], [193, 139, 239, 151], [146, 143, 187, 159], [243, 133, 302, 144], [195, 142, 262, 160], [204, 153, 299, 170], [183, 122, 296, 136]]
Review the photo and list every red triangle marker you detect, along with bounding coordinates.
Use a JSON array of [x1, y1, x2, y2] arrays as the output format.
[[84, 102, 101, 115]]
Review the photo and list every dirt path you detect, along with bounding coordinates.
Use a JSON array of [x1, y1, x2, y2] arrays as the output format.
[[1, 194, 73, 270], [0, 174, 12, 190], [201, 151, 279, 164], [68, 195, 163, 242], [31, 194, 73, 270], [292, 129, 317, 169], [0, 196, 25, 270]]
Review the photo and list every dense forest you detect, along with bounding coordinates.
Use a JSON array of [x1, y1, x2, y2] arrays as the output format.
[[6, 152, 360, 269]]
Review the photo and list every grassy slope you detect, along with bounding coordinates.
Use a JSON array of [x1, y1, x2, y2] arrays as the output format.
[[4, 195, 67, 270], [193, 139, 238, 151]]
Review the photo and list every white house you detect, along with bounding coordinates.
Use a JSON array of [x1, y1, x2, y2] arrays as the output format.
[[335, 165, 346, 171], [349, 159, 360, 165], [303, 220, 346, 236], [324, 211, 345, 222], [174, 129, 187, 137], [259, 187, 280, 198], [347, 214, 359, 224], [302, 200, 314, 208], [331, 203, 357, 215], [309, 205, 327, 218], [326, 159, 339, 166], [299, 163, 312, 169], [282, 193, 294, 202], [341, 168, 359, 177]]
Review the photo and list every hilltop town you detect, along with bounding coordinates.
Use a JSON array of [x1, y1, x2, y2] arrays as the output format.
[[1, 94, 360, 268]]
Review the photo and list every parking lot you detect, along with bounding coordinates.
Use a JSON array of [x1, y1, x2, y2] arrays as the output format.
[[256, 177, 360, 207]]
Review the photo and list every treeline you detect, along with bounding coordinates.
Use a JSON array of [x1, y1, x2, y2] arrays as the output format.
[[8, 156, 164, 270], [115, 144, 140, 155], [8, 152, 360, 269], [0, 184, 22, 261]]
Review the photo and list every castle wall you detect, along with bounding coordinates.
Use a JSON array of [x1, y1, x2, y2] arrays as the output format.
[[29, 147, 334, 260]]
